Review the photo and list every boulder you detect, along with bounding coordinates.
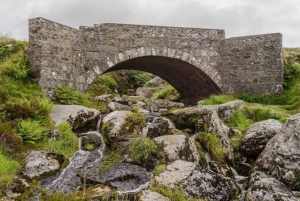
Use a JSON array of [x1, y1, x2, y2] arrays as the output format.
[[140, 190, 170, 201], [101, 111, 141, 143], [93, 94, 112, 103], [108, 102, 131, 111], [154, 160, 238, 201], [79, 131, 104, 151], [136, 87, 160, 99], [92, 162, 151, 193], [49, 104, 100, 132], [245, 171, 298, 201], [144, 76, 165, 87], [142, 114, 175, 138], [240, 119, 282, 158], [154, 135, 200, 163], [253, 113, 300, 190], [21, 151, 64, 179]]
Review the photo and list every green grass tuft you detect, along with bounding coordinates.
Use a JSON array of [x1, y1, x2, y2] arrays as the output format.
[[201, 95, 236, 105], [128, 137, 157, 164]]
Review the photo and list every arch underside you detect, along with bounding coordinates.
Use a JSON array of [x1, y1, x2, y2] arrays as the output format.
[[105, 56, 221, 104]]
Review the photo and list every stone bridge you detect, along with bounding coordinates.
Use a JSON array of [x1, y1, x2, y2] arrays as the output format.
[[27, 17, 283, 104]]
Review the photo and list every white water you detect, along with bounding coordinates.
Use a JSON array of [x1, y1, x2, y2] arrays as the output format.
[[46, 131, 106, 193]]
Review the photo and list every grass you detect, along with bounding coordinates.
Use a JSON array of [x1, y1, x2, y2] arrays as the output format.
[[152, 84, 181, 101], [41, 122, 78, 158], [99, 149, 122, 172], [128, 137, 157, 164], [195, 133, 227, 162], [201, 95, 237, 105]]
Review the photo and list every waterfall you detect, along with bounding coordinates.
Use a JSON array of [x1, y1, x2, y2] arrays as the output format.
[[45, 131, 106, 193]]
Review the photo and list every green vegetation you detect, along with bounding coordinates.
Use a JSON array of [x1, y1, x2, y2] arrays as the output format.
[[128, 137, 157, 164], [226, 109, 250, 132], [42, 122, 78, 158], [17, 119, 47, 145], [53, 85, 88, 105], [201, 95, 237, 105], [99, 149, 122, 172], [195, 133, 227, 162], [151, 185, 208, 201], [39, 191, 90, 201], [153, 84, 181, 101], [153, 164, 166, 176]]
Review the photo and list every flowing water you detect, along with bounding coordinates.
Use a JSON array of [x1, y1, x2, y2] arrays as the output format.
[[45, 131, 106, 193]]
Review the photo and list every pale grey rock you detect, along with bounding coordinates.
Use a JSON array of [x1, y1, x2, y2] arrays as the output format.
[[108, 102, 131, 111], [140, 190, 170, 201], [147, 99, 184, 109], [154, 135, 200, 163], [240, 119, 282, 158], [144, 76, 166, 87], [49, 104, 100, 130], [136, 87, 160, 98], [253, 113, 300, 189], [101, 111, 131, 140], [155, 160, 238, 201], [245, 171, 298, 201], [93, 94, 112, 103], [21, 151, 64, 179]]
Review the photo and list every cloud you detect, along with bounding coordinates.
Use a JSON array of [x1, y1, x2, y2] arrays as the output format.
[[0, 0, 299, 47]]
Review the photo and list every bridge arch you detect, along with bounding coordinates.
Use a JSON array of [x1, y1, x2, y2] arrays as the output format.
[[86, 47, 222, 103]]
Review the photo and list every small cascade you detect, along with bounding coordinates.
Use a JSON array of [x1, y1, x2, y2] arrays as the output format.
[[45, 131, 106, 193], [235, 175, 248, 201], [96, 114, 105, 131]]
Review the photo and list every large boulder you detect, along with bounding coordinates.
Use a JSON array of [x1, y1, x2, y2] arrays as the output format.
[[146, 99, 184, 111], [245, 171, 298, 201], [154, 135, 200, 163], [21, 150, 64, 179], [240, 119, 282, 158], [101, 110, 146, 144], [154, 160, 238, 201], [91, 162, 151, 193], [253, 113, 300, 190], [50, 105, 100, 132]]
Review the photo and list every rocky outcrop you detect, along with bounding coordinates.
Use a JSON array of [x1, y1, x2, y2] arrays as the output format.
[[245, 171, 298, 201], [147, 99, 184, 111], [154, 135, 200, 163], [154, 160, 238, 201], [21, 150, 64, 179], [253, 113, 300, 190], [49, 104, 100, 132], [240, 119, 282, 158]]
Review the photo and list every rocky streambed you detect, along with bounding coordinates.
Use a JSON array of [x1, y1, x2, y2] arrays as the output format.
[[4, 96, 300, 201]]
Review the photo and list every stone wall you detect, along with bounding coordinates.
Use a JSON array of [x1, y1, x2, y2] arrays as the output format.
[[222, 33, 283, 94], [27, 17, 284, 103], [27, 18, 79, 96]]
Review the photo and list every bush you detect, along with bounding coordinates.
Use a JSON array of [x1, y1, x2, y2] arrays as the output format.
[[17, 119, 47, 145], [53, 85, 87, 105], [128, 137, 157, 164], [4, 100, 38, 120], [0, 122, 23, 153], [93, 74, 117, 90]]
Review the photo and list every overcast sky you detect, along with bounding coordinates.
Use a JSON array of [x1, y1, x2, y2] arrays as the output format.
[[0, 0, 299, 47]]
